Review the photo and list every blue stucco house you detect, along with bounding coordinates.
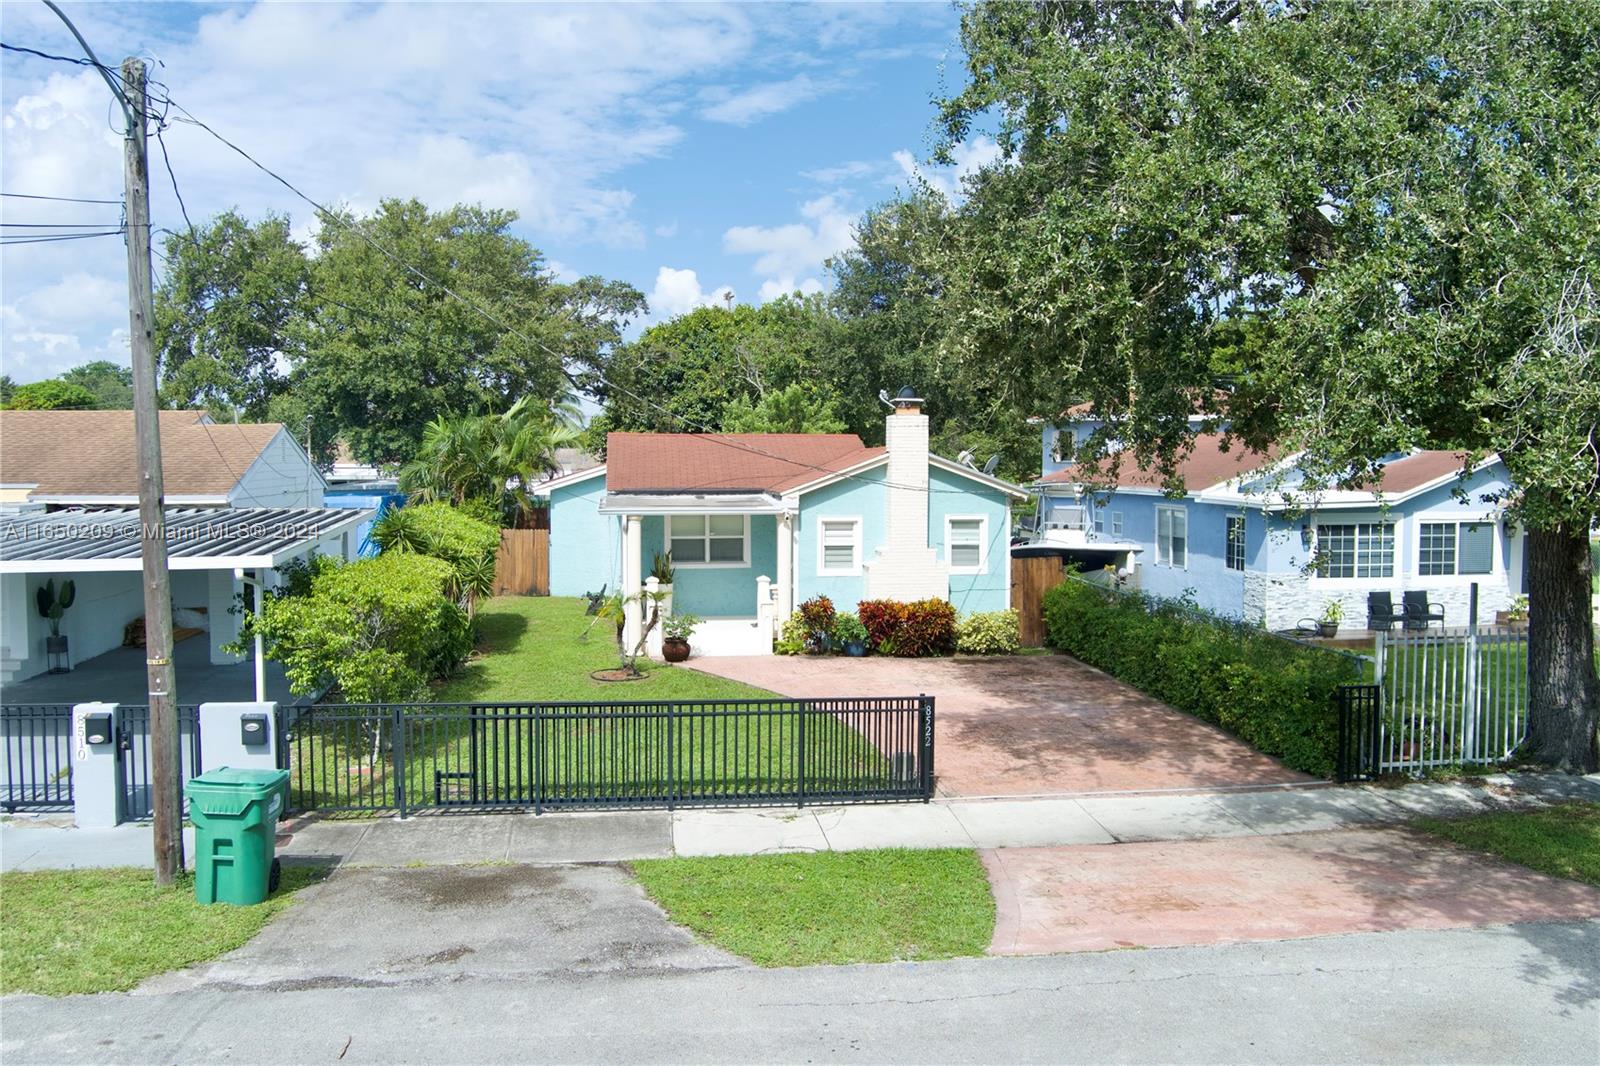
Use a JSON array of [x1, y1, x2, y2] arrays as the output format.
[[1030, 409, 1521, 632], [537, 391, 1027, 656]]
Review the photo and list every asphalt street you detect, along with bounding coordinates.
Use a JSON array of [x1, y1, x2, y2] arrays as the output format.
[[4, 918, 1596, 1064]]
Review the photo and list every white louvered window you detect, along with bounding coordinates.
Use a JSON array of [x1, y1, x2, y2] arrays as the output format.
[[818, 518, 861, 576], [947, 516, 987, 574]]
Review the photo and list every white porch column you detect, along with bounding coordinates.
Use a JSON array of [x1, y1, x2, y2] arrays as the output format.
[[775, 512, 795, 620], [208, 568, 244, 665], [622, 515, 643, 653]]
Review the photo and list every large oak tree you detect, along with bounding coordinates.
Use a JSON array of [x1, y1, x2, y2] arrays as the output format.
[[936, 1, 1598, 768]]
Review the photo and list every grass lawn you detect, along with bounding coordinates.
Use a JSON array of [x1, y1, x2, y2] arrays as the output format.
[[631, 848, 994, 967], [0, 864, 325, 996], [1416, 802, 1600, 887], [288, 597, 896, 811], [438, 595, 774, 703]]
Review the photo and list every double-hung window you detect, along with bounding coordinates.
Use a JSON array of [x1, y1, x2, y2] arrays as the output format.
[[817, 517, 862, 576], [1093, 511, 1106, 535], [1315, 522, 1394, 578], [1111, 512, 1124, 537], [1156, 506, 1187, 568], [668, 514, 747, 566], [946, 516, 987, 574], [1419, 521, 1493, 576], [1225, 515, 1246, 571]]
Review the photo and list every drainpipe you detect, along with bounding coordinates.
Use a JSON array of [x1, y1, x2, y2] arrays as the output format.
[[235, 567, 266, 703]]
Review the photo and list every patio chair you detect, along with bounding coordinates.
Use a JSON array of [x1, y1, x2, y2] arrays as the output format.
[[1367, 591, 1402, 631], [1402, 590, 1446, 630]]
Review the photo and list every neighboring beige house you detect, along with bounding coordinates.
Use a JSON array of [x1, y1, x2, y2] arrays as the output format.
[[0, 409, 324, 509]]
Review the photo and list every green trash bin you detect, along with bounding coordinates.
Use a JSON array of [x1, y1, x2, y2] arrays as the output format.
[[185, 767, 289, 905]]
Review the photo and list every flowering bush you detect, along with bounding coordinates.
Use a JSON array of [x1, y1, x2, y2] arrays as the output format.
[[856, 599, 908, 648], [854, 598, 956, 657], [776, 611, 808, 655], [955, 610, 1020, 654], [896, 598, 958, 657], [798, 595, 836, 653]]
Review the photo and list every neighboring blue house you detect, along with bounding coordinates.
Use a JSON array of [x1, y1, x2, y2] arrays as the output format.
[[1031, 410, 1521, 631], [537, 390, 1027, 656]]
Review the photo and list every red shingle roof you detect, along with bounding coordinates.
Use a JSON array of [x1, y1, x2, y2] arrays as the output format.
[[1041, 435, 1472, 497], [605, 432, 881, 493], [1041, 433, 1276, 492], [0, 410, 285, 498]]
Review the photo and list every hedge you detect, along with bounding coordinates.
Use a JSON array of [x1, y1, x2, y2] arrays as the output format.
[[243, 552, 472, 702], [1040, 580, 1363, 777]]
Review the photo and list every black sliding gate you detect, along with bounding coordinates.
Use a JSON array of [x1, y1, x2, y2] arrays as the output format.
[[286, 696, 935, 816], [1, 705, 75, 812]]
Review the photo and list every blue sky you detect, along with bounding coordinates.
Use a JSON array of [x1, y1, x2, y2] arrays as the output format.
[[1, 2, 995, 385]]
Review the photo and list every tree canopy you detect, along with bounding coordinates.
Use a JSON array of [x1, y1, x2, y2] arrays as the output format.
[[934, 0, 1599, 768], [154, 200, 644, 465]]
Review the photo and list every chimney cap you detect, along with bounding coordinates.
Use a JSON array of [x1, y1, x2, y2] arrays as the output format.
[[892, 386, 923, 408]]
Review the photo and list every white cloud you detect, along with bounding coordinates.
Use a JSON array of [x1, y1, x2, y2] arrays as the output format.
[[653, 221, 679, 239], [700, 75, 827, 125], [801, 160, 883, 185], [891, 136, 1001, 201], [722, 194, 856, 283], [757, 276, 824, 303], [647, 266, 733, 319]]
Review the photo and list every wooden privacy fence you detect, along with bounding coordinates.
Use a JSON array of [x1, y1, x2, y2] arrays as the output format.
[[1010, 555, 1067, 646], [494, 528, 549, 596]]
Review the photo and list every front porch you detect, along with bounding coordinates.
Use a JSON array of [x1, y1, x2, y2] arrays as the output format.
[[603, 495, 793, 659]]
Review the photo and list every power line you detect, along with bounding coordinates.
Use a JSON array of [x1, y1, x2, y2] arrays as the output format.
[[1, 191, 123, 205], [0, 230, 124, 245], [153, 124, 199, 249], [0, 221, 128, 228]]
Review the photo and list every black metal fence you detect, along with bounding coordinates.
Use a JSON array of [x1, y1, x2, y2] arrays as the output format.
[[119, 705, 201, 821], [1, 705, 75, 811], [286, 696, 935, 815], [1335, 684, 1382, 782]]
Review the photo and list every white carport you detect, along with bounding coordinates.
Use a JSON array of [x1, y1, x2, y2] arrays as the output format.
[[0, 507, 370, 701]]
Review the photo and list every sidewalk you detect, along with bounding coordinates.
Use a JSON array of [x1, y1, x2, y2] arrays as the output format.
[[4, 772, 1596, 871]]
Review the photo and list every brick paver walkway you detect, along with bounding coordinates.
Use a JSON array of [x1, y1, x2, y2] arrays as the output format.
[[686, 654, 1312, 798]]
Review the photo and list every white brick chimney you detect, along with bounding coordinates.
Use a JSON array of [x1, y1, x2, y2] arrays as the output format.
[[864, 388, 949, 601]]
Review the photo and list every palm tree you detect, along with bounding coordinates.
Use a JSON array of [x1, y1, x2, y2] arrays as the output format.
[[398, 396, 580, 526]]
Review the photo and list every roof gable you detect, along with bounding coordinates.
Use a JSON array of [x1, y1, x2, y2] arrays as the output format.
[[0, 410, 288, 499]]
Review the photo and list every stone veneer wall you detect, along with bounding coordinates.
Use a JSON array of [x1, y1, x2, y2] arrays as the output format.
[[1244, 571, 1515, 631]]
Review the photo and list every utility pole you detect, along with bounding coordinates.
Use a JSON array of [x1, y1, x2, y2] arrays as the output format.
[[122, 57, 183, 885]]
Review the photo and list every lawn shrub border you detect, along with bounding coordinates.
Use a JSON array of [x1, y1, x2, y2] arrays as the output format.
[[1041, 579, 1363, 776]]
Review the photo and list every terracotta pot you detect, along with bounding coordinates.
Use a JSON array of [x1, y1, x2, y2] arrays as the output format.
[[662, 637, 691, 663]]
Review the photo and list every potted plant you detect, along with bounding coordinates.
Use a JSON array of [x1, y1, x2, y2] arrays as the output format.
[[1497, 595, 1529, 627], [833, 614, 870, 657], [35, 578, 76, 673], [650, 551, 675, 588], [1317, 598, 1343, 638], [661, 614, 700, 662]]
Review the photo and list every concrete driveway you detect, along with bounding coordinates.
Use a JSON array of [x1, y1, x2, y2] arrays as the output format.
[[687, 653, 1312, 798], [140, 862, 738, 995]]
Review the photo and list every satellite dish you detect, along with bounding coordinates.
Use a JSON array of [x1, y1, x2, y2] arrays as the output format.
[[982, 455, 1000, 476], [957, 450, 976, 467]]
